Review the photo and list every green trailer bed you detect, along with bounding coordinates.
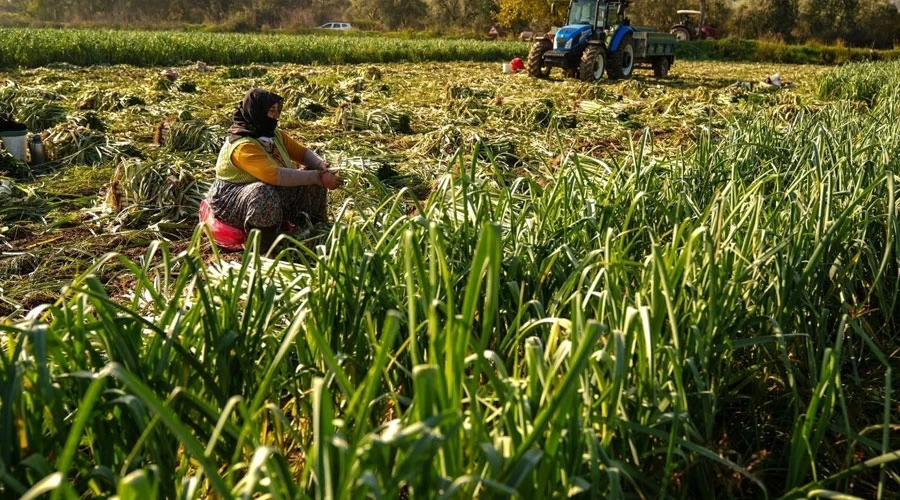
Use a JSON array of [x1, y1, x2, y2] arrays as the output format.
[[632, 30, 676, 76]]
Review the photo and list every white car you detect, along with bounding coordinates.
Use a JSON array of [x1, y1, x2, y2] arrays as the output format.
[[319, 22, 352, 30]]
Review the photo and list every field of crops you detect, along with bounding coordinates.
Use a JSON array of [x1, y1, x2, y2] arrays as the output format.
[[1, 51, 899, 498], [0, 28, 526, 68]]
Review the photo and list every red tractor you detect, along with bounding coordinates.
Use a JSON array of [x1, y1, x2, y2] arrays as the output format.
[[670, 9, 719, 41]]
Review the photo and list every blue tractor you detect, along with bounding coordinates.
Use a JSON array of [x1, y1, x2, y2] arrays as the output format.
[[528, 0, 676, 81]]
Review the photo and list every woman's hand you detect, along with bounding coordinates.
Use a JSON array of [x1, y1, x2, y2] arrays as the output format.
[[320, 169, 344, 190]]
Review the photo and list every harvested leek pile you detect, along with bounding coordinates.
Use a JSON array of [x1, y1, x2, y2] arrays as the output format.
[[495, 96, 555, 127], [221, 65, 268, 78], [152, 77, 198, 93], [45, 124, 140, 165], [101, 155, 211, 230], [76, 89, 145, 111], [358, 66, 383, 81], [473, 133, 518, 166], [339, 77, 368, 93], [285, 97, 328, 121], [413, 125, 466, 158], [0, 149, 30, 178], [445, 97, 489, 125], [154, 118, 223, 153], [69, 110, 109, 132], [445, 83, 493, 100], [278, 89, 329, 121], [0, 178, 52, 224], [298, 82, 350, 107], [0, 85, 68, 131], [13, 98, 67, 132], [336, 104, 412, 134], [578, 99, 644, 129]]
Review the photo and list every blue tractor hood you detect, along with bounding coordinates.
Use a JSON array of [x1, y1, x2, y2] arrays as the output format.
[[554, 25, 592, 51]]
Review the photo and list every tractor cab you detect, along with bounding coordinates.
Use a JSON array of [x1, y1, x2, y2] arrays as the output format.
[[553, 0, 622, 51]]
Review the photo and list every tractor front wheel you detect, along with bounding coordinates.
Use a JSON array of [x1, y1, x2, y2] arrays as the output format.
[[579, 44, 606, 82], [606, 33, 635, 80], [527, 39, 552, 78]]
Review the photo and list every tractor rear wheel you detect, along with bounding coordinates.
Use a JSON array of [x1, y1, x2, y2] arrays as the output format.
[[579, 44, 606, 82], [652, 56, 670, 77], [606, 33, 635, 80], [671, 26, 691, 41], [527, 39, 552, 78]]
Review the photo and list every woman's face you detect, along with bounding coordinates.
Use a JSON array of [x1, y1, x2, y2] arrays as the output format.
[[267, 102, 283, 120]]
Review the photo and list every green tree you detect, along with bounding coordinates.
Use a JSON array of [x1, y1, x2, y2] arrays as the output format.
[[797, 0, 861, 42], [727, 0, 796, 40], [849, 0, 900, 47], [426, 0, 497, 31], [496, 0, 557, 29], [629, 0, 681, 31], [632, 0, 730, 33], [350, 0, 428, 29]]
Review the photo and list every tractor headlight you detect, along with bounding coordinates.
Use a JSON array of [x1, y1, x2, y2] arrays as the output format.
[[564, 37, 573, 49]]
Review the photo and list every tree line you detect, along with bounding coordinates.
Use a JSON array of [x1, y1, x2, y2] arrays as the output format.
[[4, 0, 899, 48]]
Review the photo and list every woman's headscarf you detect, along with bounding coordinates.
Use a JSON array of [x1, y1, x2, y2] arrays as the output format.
[[228, 88, 284, 142]]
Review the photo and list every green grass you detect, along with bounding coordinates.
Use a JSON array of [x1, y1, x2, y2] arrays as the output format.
[[0, 28, 525, 68], [666, 38, 900, 65], [2, 28, 899, 69]]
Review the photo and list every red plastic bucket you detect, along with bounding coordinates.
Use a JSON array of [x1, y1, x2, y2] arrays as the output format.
[[199, 199, 247, 251]]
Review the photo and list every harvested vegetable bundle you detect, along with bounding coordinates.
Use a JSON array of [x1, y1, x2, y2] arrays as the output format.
[[101, 156, 211, 229], [69, 111, 108, 132], [336, 104, 412, 134], [278, 89, 329, 121], [301, 82, 349, 107], [0, 86, 67, 131], [578, 99, 641, 125], [153, 118, 223, 153], [45, 124, 138, 165], [0, 149, 30, 178], [271, 71, 309, 87], [0, 178, 50, 224], [473, 133, 517, 166], [496, 97, 555, 127], [221, 66, 268, 79], [340, 77, 367, 93], [360, 66, 382, 81], [76, 89, 145, 111], [287, 97, 328, 121], [445, 84, 493, 101], [153, 78, 198, 93], [445, 97, 488, 125], [414, 125, 465, 158], [15, 98, 67, 132], [551, 111, 578, 129]]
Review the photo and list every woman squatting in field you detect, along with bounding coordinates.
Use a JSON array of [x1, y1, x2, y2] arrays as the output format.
[[205, 88, 343, 251]]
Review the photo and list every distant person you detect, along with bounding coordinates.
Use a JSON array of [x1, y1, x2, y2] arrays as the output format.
[[205, 88, 343, 251]]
